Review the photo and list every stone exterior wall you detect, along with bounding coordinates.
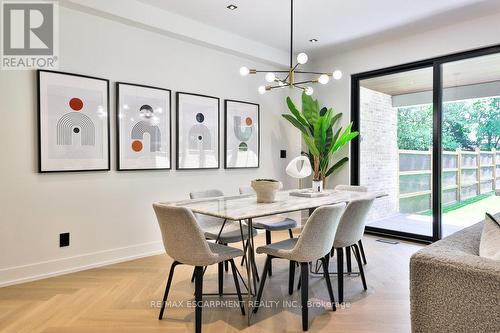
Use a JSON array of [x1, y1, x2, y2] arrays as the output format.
[[359, 87, 399, 222]]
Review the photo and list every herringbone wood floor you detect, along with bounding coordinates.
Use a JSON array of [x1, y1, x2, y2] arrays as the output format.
[[0, 232, 422, 333]]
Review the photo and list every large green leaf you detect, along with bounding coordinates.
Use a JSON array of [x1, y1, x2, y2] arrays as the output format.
[[303, 135, 320, 156], [302, 92, 319, 125], [329, 122, 358, 154], [325, 157, 349, 177], [330, 112, 342, 128], [282, 114, 309, 136], [286, 97, 310, 131]]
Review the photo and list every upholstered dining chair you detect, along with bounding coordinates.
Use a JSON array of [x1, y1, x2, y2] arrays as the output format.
[[334, 184, 369, 265], [189, 189, 258, 294], [332, 196, 375, 303], [239, 186, 298, 276], [153, 204, 245, 333], [253, 203, 346, 331]]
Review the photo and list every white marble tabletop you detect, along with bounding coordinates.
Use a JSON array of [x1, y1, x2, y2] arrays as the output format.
[[164, 189, 386, 220]]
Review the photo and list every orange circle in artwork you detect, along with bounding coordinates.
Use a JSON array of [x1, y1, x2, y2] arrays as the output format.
[[69, 98, 83, 111], [245, 117, 253, 126], [131, 140, 143, 152]]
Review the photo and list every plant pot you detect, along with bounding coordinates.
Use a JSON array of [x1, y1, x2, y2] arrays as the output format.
[[251, 179, 282, 203], [312, 180, 323, 192]]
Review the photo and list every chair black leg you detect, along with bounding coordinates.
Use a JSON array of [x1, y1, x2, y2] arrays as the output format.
[[224, 244, 229, 272], [336, 247, 344, 303], [265, 230, 273, 276], [218, 262, 224, 296], [194, 266, 203, 333], [229, 259, 245, 315], [353, 244, 367, 290], [300, 262, 309, 331], [253, 255, 271, 313], [320, 256, 336, 311], [249, 242, 260, 283], [240, 240, 248, 266], [288, 229, 293, 238], [346, 246, 352, 273], [358, 240, 367, 265], [159, 261, 180, 320], [288, 260, 296, 295]]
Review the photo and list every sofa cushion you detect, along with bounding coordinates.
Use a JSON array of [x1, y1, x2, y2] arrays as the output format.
[[479, 213, 500, 260]]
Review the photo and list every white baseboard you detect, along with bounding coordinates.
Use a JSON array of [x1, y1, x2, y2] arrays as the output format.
[[0, 241, 164, 287]]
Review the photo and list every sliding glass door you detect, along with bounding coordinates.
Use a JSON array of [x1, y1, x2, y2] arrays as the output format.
[[440, 52, 500, 237], [352, 45, 500, 242], [358, 67, 434, 239]]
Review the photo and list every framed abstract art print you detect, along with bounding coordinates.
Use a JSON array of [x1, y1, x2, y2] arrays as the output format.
[[37, 70, 110, 172], [116, 82, 171, 170], [176, 92, 220, 170], [224, 100, 260, 169]]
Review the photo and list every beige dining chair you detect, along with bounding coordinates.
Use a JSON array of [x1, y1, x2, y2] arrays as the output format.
[[153, 204, 245, 333], [253, 203, 346, 331], [334, 184, 369, 265], [189, 189, 258, 294], [332, 196, 375, 303], [239, 186, 298, 276]]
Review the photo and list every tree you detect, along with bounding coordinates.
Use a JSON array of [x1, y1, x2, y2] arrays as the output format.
[[396, 96, 500, 151]]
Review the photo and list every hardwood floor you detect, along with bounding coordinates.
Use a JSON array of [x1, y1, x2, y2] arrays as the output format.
[[0, 232, 422, 333]]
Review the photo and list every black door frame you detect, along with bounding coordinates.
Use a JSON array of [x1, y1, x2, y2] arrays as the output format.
[[351, 44, 500, 243]]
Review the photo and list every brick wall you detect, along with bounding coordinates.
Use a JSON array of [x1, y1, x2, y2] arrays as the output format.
[[359, 87, 399, 222]]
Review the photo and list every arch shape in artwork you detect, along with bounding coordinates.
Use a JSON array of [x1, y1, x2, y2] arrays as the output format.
[[233, 116, 253, 142], [131, 120, 161, 152], [56, 112, 95, 146]]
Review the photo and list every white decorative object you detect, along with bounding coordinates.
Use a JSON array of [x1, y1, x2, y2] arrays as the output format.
[[251, 179, 282, 203], [286, 156, 312, 178], [312, 180, 323, 192]]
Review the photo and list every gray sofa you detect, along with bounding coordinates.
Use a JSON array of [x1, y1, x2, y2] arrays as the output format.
[[410, 219, 500, 333]]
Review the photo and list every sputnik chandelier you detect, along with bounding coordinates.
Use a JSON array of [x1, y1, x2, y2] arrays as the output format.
[[239, 0, 342, 95]]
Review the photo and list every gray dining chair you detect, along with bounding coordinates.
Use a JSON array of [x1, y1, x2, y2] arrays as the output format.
[[153, 204, 245, 333], [334, 184, 369, 265], [189, 189, 258, 294], [239, 186, 298, 276], [253, 203, 346, 331], [332, 196, 375, 303]]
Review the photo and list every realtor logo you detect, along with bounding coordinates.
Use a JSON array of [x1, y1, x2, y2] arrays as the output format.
[[1, 1, 58, 69]]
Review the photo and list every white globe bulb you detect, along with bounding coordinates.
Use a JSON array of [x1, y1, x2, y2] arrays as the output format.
[[239, 66, 250, 76], [258, 86, 266, 94], [265, 72, 276, 82], [297, 52, 308, 65], [318, 74, 330, 84], [333, 70, 343, 80], [305, 86, 314, 95]]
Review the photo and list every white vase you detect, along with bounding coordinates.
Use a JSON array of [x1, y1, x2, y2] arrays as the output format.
[[312, 180, 323, 192], [251, 179, 282, 203]]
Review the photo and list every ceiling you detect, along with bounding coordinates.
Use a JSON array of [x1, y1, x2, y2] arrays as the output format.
[[360, 52, 500, 96], [138, 0, 500, 57]]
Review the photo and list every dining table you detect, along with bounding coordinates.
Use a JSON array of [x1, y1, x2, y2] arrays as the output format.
[[166, 188, 386, 325]]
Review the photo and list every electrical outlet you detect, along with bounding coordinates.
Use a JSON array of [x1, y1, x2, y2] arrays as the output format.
[[60, 233, 70, 247], [280, 150, 287, 158]]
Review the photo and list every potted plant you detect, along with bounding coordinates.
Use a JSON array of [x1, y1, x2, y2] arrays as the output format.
[[251, 179, 282, 203], [282, 92, 359, 192]]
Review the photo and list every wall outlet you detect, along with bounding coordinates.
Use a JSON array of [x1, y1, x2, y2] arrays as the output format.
[[59, 233, 70, 247], [280, 150, 287, 158]]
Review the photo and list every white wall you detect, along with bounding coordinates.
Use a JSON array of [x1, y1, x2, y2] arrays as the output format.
[[314, 12, 500, 187], [0, 7, 301, 286]]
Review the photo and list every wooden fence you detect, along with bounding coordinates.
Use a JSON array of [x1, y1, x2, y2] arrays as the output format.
[[398, 148, 499, 213]]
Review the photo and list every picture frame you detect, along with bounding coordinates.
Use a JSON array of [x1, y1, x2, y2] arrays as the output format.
[[116, 82, 172, 171], [176, 92, 220, 170], [224, 99, 260, 169], [37, 70, 110, 173]]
